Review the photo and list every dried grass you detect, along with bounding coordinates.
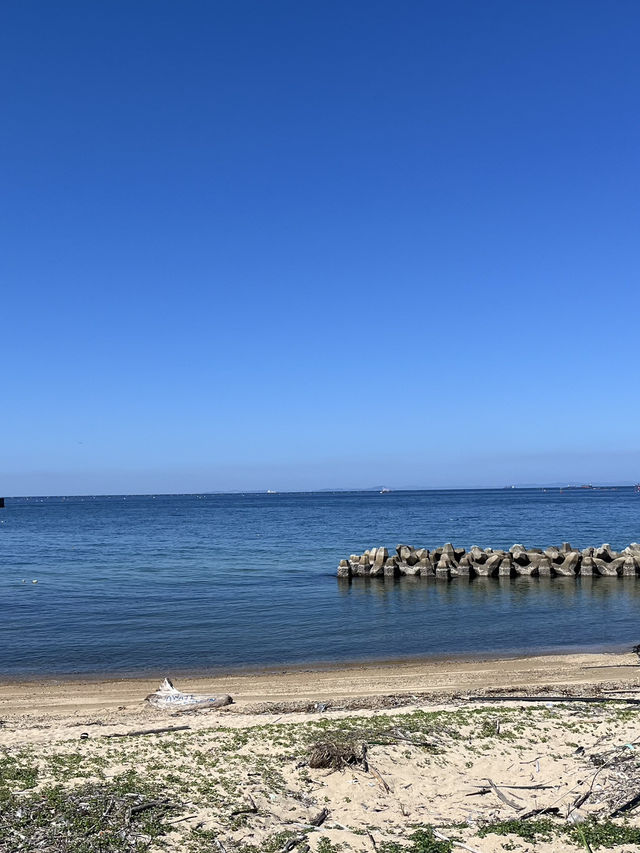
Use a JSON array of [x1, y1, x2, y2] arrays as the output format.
[[307, 739, 365, 770]]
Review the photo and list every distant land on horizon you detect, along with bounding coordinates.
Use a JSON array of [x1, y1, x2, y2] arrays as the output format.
[[7, 483, 639, 499]]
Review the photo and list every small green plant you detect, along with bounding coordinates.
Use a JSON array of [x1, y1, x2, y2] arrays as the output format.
[[193, 828, 302, 853], [379, 826, 453, 852], [317, 838, 343, 853], [0, 755, 39, 796], [478, 818, 558, 843], [567, 819, 640, 849], [479, 817, 640, 849], [478, 719, 500, 738]]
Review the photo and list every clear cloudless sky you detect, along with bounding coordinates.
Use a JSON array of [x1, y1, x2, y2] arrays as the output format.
[[2, 0, 640, 495]]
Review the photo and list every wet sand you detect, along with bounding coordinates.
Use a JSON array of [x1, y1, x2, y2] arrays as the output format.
[[2, 650, 639, 720]]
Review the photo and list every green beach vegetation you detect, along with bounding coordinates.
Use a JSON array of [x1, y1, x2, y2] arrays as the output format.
[[2, 701, 640, 851]]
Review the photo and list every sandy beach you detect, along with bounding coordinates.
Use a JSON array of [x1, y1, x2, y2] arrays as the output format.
[[3, 651, 640, 851], [1, 650, 638, 723]]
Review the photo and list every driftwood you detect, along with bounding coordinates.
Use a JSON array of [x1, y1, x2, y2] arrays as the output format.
[[280, 834, 308, 852], [172, 699, 234, 716], [346, 725, 442, 752], [230, 794, 258, 816], [486, 778, 523, 811], [167, 812, 200, 825], [519, 806, 561, 819], [571, 790, 592, 811], [467, 782, 552, 796], [609, 790, 640, 817], [361, 742, 369, 772], [146, 678, 233, 710], [104, 725, 190, 738], [309, 807, 329, 826], [466, 695, 640, 705], [129, 798, 172, 816], [374, 729, 438, 749], [602, 688, 640, 694], [433, 829, 482, 853], [368, 763, 391, 793], [465, 787, 491, 797], [519, 755, 542, 765]]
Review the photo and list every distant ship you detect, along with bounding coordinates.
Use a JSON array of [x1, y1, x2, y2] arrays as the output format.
[[266, 490, 277, 494], [379, 488, 392, 494], [635, 484, 640, 495]]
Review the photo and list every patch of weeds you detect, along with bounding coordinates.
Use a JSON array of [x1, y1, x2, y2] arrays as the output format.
[[317, 838, 343, 853], [567, 820, 640, 849], [302, 711, 452, 748], [45, 751, 98, 781], [0, 755, 38, 796], [252, 831, 305, 853], [378, 826, 453, 852], [0, 769, 176, 852], [478, 719, 501, 738], [478, 818, 558, 843], [479, 817, 640, 849], [188, 828, 220, 850], [191, 827, 304, 853], [251, 756, 286, 792]]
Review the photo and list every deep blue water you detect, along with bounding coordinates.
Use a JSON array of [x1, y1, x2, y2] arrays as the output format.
[[1, 489, 640, 677]]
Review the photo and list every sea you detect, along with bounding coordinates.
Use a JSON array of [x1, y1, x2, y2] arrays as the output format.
[[1, 488, 640, 678]]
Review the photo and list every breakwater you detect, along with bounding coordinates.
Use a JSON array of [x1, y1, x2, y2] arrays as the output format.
[[338, 542, 640, 578]]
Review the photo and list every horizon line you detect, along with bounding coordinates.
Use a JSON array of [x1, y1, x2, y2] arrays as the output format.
[[5, 483, 638, 499]]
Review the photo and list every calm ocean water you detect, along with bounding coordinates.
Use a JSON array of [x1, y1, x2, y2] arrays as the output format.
[[1, 489, 640, 677]]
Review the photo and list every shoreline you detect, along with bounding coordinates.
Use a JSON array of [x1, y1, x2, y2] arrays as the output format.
[[2, 649, 639, 720], [0, 640, 633, 685]]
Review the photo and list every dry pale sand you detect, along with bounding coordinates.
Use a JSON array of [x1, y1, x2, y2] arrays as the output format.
[[2, 652, 640, 852]]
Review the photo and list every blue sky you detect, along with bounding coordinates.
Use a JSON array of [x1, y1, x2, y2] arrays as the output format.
[[3, 1, 640, 494]]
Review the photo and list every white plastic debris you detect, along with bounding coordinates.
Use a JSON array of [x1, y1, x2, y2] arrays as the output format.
[[145, 678, 233, 710], [567, 809, 588, 825]]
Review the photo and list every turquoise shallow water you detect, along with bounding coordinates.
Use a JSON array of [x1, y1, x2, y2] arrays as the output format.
[[1, 488, 640, 677]]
